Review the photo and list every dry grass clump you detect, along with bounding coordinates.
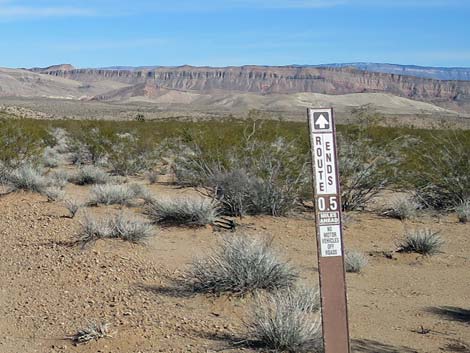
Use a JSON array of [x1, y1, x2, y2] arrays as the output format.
[[79, 212, 153, 245], [72, 165, 110, 185], [183, 235, 298, 295], [68, 322, 112, 344], [244, 287, 322, 353], [344, 250, 368, 273], [144, 197, 218, 226], [398, 229, 444, 255], [382, 195, 419, 220], [88, 183, 146, 206], [456, 199, 470, 223]]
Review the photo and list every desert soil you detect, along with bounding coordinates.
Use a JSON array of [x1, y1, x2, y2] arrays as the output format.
[[0, 180, 469, 353]]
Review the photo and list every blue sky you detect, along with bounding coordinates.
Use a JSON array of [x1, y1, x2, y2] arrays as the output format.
[[1, 0, 469, 68]]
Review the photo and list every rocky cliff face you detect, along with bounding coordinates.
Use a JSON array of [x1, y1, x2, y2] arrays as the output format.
[[36, 65, 470, 103]]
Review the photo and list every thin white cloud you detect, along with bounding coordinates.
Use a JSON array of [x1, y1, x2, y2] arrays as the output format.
[[0, 6, 94, 17]]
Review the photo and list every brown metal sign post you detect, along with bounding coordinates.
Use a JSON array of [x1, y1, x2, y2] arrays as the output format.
[[307, 108, 350, 353]]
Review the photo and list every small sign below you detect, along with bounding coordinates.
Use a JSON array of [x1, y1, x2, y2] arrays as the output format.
[[319, 225, 342, 257]]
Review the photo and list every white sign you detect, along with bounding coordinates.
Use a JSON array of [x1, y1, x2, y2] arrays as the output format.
[[312, 133, 337, 195], [319, 225, 342, 257]]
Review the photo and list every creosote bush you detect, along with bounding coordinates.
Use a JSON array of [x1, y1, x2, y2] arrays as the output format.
[[183, 235, 298, 295], [88, 183, 147, 206], [144, 197, 218, 226], [456, 199, 470, 223], [382, 195, 419, 220], [413, 133, 470, 210], [398, 229, 444, 255], [344, 250, 368, 273], [245, 287, 323, 353], [339, 136, 400, 211], [174, 135, 309, 217], [0, 118, 53, 168], [79, 212, 153, 245]]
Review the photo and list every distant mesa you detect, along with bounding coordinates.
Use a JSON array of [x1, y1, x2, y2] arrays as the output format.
[[28, 64, 75, 73]]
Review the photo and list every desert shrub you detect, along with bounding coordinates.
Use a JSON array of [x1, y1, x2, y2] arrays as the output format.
[[0, 119, 53, 167], [1, 163, 49, 193], [146, 170, 160, 184], [50, 127, 70, 154], [456, 199, 470, 223], [413, 133, 470, 210], [344, 250, 368, 273], [88, 183, 146, 206], [42, 146, 60, 168], [144, 197, 218, 226], [79, 212, 153, 244], [49, 170, 70, 188], [72, 166, 110, 185], [183, 235, 298, 295], [42, 186, 65, 202], [381, 195, 419, 220], [174, 135, 308, 217], [398, 229, 443, 255], [64, 199, 81, 218], [68, 127, 160, 175], [244, 287, 322, 353], [105, 132, 160, 176], [339, 136, 401, 211], [209, 169, 255, 216], [68, 140, 93, 165]]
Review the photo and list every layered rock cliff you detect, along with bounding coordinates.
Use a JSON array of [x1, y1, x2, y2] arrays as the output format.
[[38, 66, 470, 105]]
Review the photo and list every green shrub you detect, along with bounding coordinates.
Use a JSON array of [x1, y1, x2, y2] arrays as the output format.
[[413, 133, 470, 210], [0, 119, 52, 167], [174, 136, 308, 216], [338, 135, 400, 211]]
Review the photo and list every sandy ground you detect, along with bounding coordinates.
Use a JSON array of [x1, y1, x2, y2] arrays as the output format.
[[0, 180, 469, 353]]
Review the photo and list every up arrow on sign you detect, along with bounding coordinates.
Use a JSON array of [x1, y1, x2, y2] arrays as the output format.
[[315, 113, 330, 129]]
